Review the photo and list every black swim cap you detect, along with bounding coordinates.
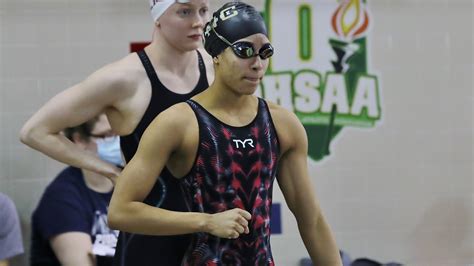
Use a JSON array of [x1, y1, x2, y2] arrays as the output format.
[[204, 2, 268, 57]]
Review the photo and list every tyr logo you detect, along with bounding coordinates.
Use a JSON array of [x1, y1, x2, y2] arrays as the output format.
[[232, 139, 254, 149]]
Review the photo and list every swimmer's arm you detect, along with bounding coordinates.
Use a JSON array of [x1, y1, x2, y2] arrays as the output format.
[[108, 108, 195, 234], [108, 106, 250, 237], [274, 109, 342, 266], [19, 63, 131, 180]]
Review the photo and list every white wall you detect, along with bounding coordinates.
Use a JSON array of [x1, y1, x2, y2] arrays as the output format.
[[0, 0, 472, 265]]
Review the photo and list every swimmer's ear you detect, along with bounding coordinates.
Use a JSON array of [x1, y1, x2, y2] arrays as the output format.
[[155, 21, 160, 28], [213, 56, 219, 64]]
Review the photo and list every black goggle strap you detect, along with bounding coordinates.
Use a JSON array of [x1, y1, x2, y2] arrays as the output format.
[[212, 26, 234, 48]]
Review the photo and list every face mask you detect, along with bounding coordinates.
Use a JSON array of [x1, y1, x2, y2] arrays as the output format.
[[96, 136, 124, 167]]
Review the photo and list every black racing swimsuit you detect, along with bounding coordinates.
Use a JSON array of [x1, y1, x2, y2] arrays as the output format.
[[114, 50, 208, 266], [180, 98, 280, 266]]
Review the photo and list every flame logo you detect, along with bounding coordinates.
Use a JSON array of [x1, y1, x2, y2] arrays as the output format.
[[332, 0, 369, 40]]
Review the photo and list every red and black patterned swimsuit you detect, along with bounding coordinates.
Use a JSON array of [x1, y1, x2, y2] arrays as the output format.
[[181, 98, 280, 266]]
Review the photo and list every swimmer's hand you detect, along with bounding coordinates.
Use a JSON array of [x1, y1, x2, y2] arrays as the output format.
[[204, 208, 252, 239]]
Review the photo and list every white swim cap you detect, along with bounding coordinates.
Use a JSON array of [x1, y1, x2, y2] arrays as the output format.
[[149, 0, 190, 22]]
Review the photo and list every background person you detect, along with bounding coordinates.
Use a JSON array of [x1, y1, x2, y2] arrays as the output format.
[[30, 115, 117, 266], [0, 193, 24, 266]]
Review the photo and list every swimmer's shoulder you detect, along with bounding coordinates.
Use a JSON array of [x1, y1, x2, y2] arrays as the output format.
[[85, 52, 148, 96]]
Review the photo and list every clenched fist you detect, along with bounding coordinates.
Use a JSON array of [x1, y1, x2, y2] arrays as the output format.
[[205, 208, 252, 239]]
